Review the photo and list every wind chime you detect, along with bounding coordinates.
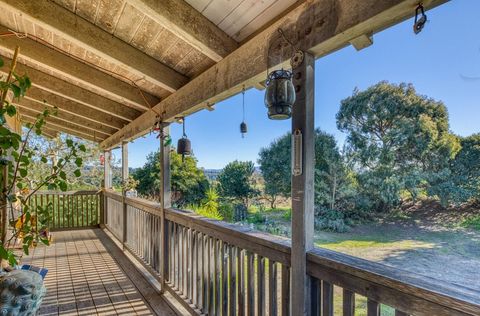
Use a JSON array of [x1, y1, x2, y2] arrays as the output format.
[[240, 86, 247, 137], [177, 117, 191, 162]]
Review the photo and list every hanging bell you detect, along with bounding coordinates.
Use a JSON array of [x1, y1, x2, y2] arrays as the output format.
[[240, 121, 247, 136], [177, 136, 191, 156], [177, 118, 191, 161], [264, 69, 295, 120]]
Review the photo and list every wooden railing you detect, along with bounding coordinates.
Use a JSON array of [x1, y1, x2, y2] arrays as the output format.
[[31, 190, 100, 230], [103, 190, 480, 316]]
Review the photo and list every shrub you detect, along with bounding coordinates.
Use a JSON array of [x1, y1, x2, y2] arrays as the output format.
[[314, 206, 349, 233], [247, 212, 265, 224], [282, 209, 292, 221], [218, 203, 234, 222]]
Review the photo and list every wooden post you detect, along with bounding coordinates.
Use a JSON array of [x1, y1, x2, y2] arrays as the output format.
[[160, 126, 171, 293], [102, 150, 111, 227], [291, 52, 315, 316], [121, 142, 129, 248]]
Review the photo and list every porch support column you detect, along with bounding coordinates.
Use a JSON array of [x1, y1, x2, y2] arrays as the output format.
[[101, 150, 111, 226], [159, 126, 171, 293], [291, 52, 315, 316], [121, 142, 128, 247]]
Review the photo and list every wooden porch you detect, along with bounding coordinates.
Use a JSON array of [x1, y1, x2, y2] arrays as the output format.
[[22, 228, 178, 316], [24, 190, 480, 316], [2, 0, 479, 315]]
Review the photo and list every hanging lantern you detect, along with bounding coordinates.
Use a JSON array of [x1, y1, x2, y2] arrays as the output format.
[[264, 69, 295, 120], [177, 118, 191, 161], [240, 86, 248, 137]]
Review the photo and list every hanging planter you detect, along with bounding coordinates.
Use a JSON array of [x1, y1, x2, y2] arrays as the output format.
[[177, 118, 191, 161], [264, 69, 295, 120], [239, 86, 248, 137]]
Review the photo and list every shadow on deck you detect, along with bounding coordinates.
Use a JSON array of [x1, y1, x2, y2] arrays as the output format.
[[22, 228, 178, 316]]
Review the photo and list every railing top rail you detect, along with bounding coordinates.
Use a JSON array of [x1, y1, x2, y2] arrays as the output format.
[[308, 247, 480, 316], [34, 190, 100, 195]]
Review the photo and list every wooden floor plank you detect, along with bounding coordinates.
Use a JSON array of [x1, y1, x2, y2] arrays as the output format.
[[21, 228, 177, 316]]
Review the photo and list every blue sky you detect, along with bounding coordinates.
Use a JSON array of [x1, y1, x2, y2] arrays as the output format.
[[120, 1, 480, 169]]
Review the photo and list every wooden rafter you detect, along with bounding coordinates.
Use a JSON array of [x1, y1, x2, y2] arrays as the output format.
[[124, 0, 238, 62], [0, 57, 141, 121], [0, 0, 189, 93], [101, 0, 448, 149], [24, 87, 128, 131], [19, 107, 111, 139], [15, 100, 117, 137], [20, 115, 104, 143], [0, 26, 158, 112]]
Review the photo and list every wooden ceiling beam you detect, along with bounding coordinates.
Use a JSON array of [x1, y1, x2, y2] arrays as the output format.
[[40, 128, 58, 140], [0, 57, 141, 122], [19, 107, 111, 139], [0, 0, 189, 92], [124, 0, 238, 62], [24, 87, 128, 131], [21, 115, 104, 143], [0, 27, 157, 112], [15, 100, 116, 137], [101, 0, 448, 149]]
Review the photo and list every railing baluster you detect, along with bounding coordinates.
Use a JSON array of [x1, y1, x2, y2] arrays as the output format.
[[281, 264, 290, 316], [256, 255, 265, 316], [322, 281, 334, 316], [269, 260, 277, 316], [228, 245, 236, 316], [246, 251, 254, 316], [367, 299, 380, 316], [343, 289, 355, 316], [310, 277, 321, 316], [222, 242, 228, 315], [238, 247, 245, 315]]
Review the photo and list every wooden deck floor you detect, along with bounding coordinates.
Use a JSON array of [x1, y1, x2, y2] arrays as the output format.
[[21, 229, 177, 316]]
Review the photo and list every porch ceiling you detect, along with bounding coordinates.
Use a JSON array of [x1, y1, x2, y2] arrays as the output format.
[[0, 0, 448, 145]]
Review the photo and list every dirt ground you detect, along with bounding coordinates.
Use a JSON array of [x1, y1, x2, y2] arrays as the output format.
[[261, 200, 480, 292]]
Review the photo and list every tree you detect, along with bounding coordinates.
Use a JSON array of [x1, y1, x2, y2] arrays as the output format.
[[434, 134, 480, 204], [132, 149, 209, 206], [26, 133, 102, 190], [217, 160, 259, 207], [258, 130, 354, 210], [337, 81, 460, 211], [258, 135, 291, 208]]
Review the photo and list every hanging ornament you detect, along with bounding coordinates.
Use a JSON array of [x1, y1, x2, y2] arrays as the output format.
[[177, 117, 191, 162], [265, 69, 295, 120], [240, 86, 248, 137], [99, 154, 105, 166], [264, 29, 299, 120], [413, 4, 427, 34]]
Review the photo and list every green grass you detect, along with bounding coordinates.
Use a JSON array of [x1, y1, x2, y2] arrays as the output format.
[[333, 287, 395, 316], [460, 215, 480, 231]]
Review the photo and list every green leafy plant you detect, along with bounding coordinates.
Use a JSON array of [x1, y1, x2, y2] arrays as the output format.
[[0, 54, 86, 266]]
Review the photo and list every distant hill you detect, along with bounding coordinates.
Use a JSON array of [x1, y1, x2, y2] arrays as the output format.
[[203, 166, 261, 181]]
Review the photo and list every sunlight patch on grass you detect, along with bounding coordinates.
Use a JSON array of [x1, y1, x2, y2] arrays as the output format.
[[317, 239, 435, 252]]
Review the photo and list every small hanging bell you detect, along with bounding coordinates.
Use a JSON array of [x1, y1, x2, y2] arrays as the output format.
[[240, 121, 247, 137], [177, 118, 191, 161]]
